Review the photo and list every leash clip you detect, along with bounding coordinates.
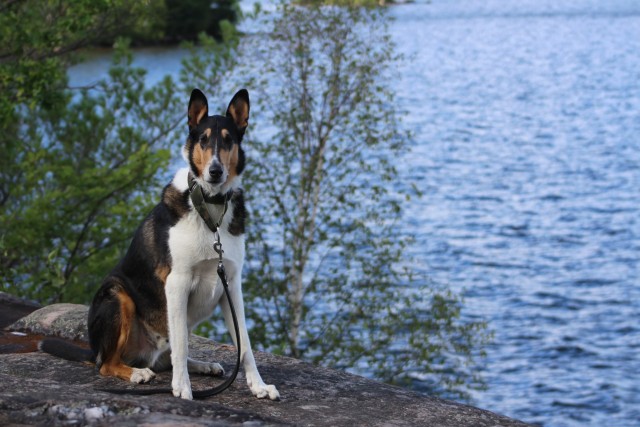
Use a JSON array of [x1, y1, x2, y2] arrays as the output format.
[[213, 231, 224, 266], [213, 231, 228, 290]]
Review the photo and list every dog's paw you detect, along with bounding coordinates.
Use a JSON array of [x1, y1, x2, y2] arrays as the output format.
[[249, 381, 280, 401], [129, 368, 156, 384], [172, 375, 193, 400], [173, 387, 193, 400], [188, 360, 224, 376], [200, 362, 224, 376]]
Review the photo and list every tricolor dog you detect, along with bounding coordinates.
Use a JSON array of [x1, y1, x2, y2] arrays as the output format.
[[42, 89, 279, 401]]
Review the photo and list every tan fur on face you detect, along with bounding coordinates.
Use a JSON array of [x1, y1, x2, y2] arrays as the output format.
[[192, 144, 213, 178], [219, 144, 239, 184]]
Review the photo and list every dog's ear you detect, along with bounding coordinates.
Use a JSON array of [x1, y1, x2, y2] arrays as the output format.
[[188, 89, 208, 130], [226, 89, 250, 140]]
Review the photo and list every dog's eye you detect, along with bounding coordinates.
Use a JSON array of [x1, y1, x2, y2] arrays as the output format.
[[199, 133, 208, 143]]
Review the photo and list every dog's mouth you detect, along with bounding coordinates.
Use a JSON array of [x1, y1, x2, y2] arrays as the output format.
[[206, 172, 226, 186], [190, 169, 225, 196], [207, 177, 224, 186]]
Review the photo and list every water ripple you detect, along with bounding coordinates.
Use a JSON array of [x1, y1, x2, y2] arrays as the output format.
[[392, 1, 640, 426]]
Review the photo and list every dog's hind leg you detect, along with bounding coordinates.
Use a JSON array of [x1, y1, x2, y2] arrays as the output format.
[[89, 285, 156, 384]]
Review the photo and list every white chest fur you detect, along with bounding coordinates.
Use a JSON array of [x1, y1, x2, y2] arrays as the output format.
[[167, 168, 245, 329]]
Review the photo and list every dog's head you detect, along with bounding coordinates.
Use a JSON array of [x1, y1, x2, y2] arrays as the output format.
[[183, 89, 249, 195]]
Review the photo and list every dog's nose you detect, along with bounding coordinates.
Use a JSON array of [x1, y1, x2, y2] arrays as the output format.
[[209, 163, 224, 181]]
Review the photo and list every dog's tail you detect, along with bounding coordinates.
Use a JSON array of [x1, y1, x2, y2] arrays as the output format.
[[39, 337, 94, 363]]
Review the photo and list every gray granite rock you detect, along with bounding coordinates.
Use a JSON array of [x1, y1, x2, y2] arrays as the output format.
[[10, 302, 89, 341], [1, 300, 532, 427]]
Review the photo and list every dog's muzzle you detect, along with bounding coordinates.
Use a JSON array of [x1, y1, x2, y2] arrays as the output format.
[[208, 161, 224, 184]]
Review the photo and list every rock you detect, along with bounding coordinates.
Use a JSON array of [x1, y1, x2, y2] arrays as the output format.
[[10, 302, 89, 341], [1, 297, 532, 426]]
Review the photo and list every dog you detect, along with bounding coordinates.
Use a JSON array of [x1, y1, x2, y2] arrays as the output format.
[[42, 89, 279, 401]]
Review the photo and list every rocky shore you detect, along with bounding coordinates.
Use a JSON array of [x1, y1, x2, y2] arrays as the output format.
[[0, 292, 530, 426]]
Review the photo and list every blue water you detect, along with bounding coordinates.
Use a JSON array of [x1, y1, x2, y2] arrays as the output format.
[[391, 1, 640, 426], [68, 1, 640, 425]]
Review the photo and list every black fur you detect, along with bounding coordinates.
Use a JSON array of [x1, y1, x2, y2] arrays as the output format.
[[39, 338, 93, 363], [228, 189, 247, 236]]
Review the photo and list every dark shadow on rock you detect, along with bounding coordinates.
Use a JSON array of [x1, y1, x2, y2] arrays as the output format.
[[0, 292, 41, 328]]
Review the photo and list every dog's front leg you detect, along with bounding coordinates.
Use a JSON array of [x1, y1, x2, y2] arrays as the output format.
[[220, 276, 280, 400], [166, 271, 193, 400]]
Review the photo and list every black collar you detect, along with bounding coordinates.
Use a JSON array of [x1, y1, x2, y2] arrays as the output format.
[[187, 172, 233, 232], [188, 173, 233, 205]]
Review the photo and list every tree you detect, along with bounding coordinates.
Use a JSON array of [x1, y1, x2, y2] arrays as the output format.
[[0, 0, 245, 303], [0, 42, 183, 303], [223, 2, 490, 399], [0, 0, 161, 115], [0, 1, 170, 302], [163, 0, 240, 43]]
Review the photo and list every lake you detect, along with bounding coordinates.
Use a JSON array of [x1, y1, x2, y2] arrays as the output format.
[[392, 1, 640, 426], [68, 1, 640, 426]]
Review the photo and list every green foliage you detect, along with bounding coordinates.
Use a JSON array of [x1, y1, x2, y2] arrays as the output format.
[[178, 26, 240, 98], [0, 1, 180, 302], [163, 0, 240, 42], [0, 0, 241, 304], [0, 0, 159, 118], [0, 41, 182, 303], [219, 2, 489, 399]]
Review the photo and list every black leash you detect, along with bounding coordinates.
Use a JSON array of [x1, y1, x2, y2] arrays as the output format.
[[193, 236, 242, 398], [95, 178, 241, 399]]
